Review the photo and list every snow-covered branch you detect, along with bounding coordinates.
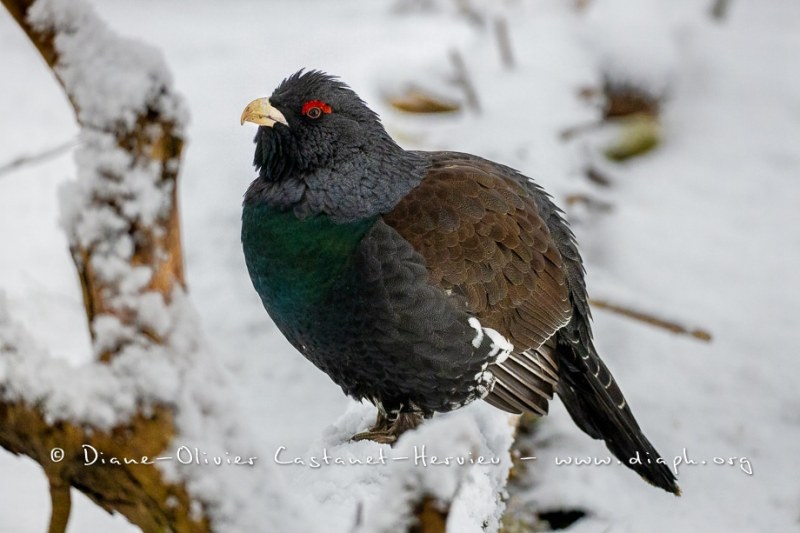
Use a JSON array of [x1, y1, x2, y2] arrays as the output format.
[[25, 0, 188, 362], [0, 293, 208, 532], [1, 0, 216, 530]]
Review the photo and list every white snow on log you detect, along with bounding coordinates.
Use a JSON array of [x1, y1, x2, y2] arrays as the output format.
[[27, 0, 187, 130], [354, 406, 514, 533]]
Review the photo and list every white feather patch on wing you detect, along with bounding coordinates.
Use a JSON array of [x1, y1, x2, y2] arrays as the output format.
[[468, 317, 513, 363], [468, 317, 484, 348]]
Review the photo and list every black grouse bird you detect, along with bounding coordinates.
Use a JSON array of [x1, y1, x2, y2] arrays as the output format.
[[240, 70, 679, 494]]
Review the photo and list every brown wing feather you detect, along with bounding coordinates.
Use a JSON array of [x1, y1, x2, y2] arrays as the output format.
[[383, 153, 572, 415]]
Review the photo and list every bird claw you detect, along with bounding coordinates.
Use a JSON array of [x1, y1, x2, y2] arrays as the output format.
[[351, 411, 423, 446], [351, 430, 397, 445]]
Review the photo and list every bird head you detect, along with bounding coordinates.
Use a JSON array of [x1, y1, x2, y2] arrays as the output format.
[[241, 70, 390, 180], [241, 70, 426, 221]]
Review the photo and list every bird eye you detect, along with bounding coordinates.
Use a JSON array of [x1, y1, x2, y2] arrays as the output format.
[[301, 100, 332, 119]]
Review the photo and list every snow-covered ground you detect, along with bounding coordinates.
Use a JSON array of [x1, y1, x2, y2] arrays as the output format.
[[1, 0, 798, 531]]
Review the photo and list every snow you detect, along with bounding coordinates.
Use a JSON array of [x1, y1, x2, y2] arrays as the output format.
[[356, 406, 514, 533], [2, 0, 800, 531], [28, 0, 187, 130], [581, 0, 680, 94]]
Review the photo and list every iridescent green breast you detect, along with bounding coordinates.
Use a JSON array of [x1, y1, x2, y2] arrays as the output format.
[[241, 203, 376, 319]]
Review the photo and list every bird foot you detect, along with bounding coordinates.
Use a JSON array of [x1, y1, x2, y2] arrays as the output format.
[[352, 411, 423, 446], [352, 430, 398, 445]]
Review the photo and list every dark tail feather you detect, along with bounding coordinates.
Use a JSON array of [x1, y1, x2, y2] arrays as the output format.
[[556, 337, 681, 495], [533, 185, 679, 494]]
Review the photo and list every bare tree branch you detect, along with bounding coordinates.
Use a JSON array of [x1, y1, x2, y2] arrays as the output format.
[[47, 474, 71, 533], [590, 298, 713, 342], [0, 139, 75, 178], [449, 49, 481, 113], [494, 17, 515, 70]]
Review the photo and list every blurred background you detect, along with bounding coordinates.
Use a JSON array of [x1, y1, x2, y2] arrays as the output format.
[[1, 0, 798, 531]]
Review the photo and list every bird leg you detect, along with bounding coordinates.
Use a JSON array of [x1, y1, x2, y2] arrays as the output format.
[[352, 409, 423, 445]]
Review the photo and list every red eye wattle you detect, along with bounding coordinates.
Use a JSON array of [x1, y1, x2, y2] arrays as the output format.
[[302, 100, 332, 118]]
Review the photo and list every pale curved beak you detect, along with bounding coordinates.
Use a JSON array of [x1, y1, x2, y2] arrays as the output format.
[[240, 98, 289, 127]]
